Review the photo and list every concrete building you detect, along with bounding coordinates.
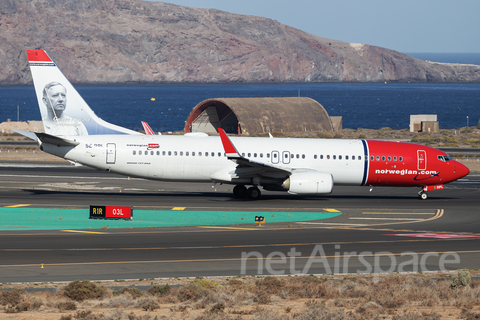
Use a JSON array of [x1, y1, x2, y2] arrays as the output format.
[[184, 97, 334, 135], [410, 114, 439, 133]]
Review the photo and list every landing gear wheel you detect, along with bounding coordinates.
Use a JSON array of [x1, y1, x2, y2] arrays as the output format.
[[418, 192, 428, 200], [246, 186, 261, 200], [233, 185, 247, 198]]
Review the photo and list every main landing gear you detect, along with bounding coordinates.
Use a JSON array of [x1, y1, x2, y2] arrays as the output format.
[[233, 185, 261, 200]]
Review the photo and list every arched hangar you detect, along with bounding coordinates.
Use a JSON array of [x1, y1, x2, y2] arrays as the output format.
[[184, 97, 334, 135]]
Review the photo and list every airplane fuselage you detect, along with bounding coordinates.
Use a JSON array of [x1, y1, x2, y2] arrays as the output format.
[[42, 134, 468, 189]]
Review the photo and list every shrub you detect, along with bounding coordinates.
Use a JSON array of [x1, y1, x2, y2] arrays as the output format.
[[147, 284, 170, 296], [317, 132, 333, 139], [0, 288, 26, 306], [63, 280, 106, 302], [451, 270, 471, 289], [57, 301, 77, 311], [177, 283, 210, 302], [116, 286, 146, 298]]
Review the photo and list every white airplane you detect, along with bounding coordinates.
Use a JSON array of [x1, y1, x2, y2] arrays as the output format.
[[16, 50, 470, 200]]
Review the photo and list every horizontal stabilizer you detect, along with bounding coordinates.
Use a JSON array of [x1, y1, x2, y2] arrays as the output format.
[[12, 129, 38, 142], [35, 132, 80, 146]]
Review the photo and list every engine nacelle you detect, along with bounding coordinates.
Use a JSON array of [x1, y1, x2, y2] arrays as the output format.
[[282, 171, 333, 195]]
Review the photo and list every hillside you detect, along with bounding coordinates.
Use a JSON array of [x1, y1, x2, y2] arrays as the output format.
[[1, 0, 480, 84]]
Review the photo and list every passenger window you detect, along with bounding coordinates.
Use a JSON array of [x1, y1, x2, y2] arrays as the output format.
[[382, 156, 385, 161], [260, 153, 263, 158], [139, 151, 142, 155], [174, 151, 177, 156], [192, 152, 195, 156], [267, 153, 270, 158], [254, 153, 257, 157], [296, 154, 299, 159], [327, 155, 330, 159], [352, 155, 355, 160], [211, 152, 214, 157], [248, 153, 251, 157], [358, 156, 361, 160], [199, 152, 202, 156], [168, 151, 171, 156], [346, 155, 349, 160], [314, 155, 317, 159], [273, 153, 276, 158], [218, 152, 221, 157], [186, 152, 189, 156], [388, 156, 391, 161], [333, 155, 336, 160], [151, 151, 154, 155], [339, 155, 342, 160], [302, 154, 305, 159], [399, 156, 403, 161], [242, 153, 245, 157], [393, 156, 397, 161], [376, 156, 380, 161], [320, 155, 323, 159], [205, 152, 208, 157], [162, 151, 166, 156], [156, 151, 160, 155]]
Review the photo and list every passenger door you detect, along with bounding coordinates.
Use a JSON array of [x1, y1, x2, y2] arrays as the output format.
[[417, 150, 426, 171]]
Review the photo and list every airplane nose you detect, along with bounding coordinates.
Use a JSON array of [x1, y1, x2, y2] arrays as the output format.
[[454, 161, 470, 179]]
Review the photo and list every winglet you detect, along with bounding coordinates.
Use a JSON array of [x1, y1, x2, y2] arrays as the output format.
[[141, 121, 156, 135], [218, 128, 241, 158]]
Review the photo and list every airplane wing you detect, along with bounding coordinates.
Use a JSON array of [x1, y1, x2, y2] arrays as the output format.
[[218, 128, 291, 174]]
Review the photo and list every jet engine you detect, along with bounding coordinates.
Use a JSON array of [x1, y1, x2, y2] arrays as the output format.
[[282, 171, 333, 194]]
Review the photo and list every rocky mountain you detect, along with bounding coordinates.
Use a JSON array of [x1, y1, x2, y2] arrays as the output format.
[[1, 0, 479, 84]]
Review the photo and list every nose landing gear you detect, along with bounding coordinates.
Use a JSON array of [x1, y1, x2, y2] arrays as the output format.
[[418, 190, 428, 200], [418, 184, 444, 200]]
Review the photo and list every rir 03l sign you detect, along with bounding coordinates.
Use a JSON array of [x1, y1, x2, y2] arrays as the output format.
[[89, 205, 133, 220]]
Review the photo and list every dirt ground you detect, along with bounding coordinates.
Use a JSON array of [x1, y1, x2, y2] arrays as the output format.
[[1, 271, 480, 319]]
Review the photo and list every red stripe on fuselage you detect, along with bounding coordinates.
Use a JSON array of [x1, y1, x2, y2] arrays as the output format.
[[365, 140, 467, 186], [27, 50, 51, 62]]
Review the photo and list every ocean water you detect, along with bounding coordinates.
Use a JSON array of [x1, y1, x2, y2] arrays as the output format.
[[1, 82, 479, 132]]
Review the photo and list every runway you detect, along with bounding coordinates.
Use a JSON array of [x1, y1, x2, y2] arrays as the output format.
[[0, 161, 479, 282]]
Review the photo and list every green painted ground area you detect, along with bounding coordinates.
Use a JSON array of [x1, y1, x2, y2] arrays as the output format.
[[0, 208, 342, 231]]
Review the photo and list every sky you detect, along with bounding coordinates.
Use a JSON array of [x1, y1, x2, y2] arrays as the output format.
[[153, 0, 480, 53]]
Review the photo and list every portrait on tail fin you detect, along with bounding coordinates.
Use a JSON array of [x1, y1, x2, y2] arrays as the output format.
[[27, 49, 140, 136], [42, 81, 88, 136]]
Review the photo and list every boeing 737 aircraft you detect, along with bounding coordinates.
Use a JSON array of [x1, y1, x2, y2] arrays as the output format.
[[16, 50, 469, 200]]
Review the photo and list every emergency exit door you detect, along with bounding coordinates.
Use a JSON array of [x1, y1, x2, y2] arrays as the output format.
[[417, 150, 426, 171], [106, 143, 116, 164]]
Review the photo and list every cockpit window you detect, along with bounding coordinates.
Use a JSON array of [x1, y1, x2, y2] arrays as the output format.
[[438, 155, 453, 162]]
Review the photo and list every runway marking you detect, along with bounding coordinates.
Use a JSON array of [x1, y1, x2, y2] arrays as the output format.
[[198, 226, 261, 231], [0, 174, 141, 180], [385, 233, 480, 239], [297, 222, 367, 226], [172, 207, 186, 211], [2, 236, 478, 253], [362, 212, 436, 215], [324, 208, 341, 213], [61, 230, 107, 235], [350, 218, 421, 221], [320, 209, 444, 229], [4, 204, 30, 208], [3, 249, 480, 268]]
